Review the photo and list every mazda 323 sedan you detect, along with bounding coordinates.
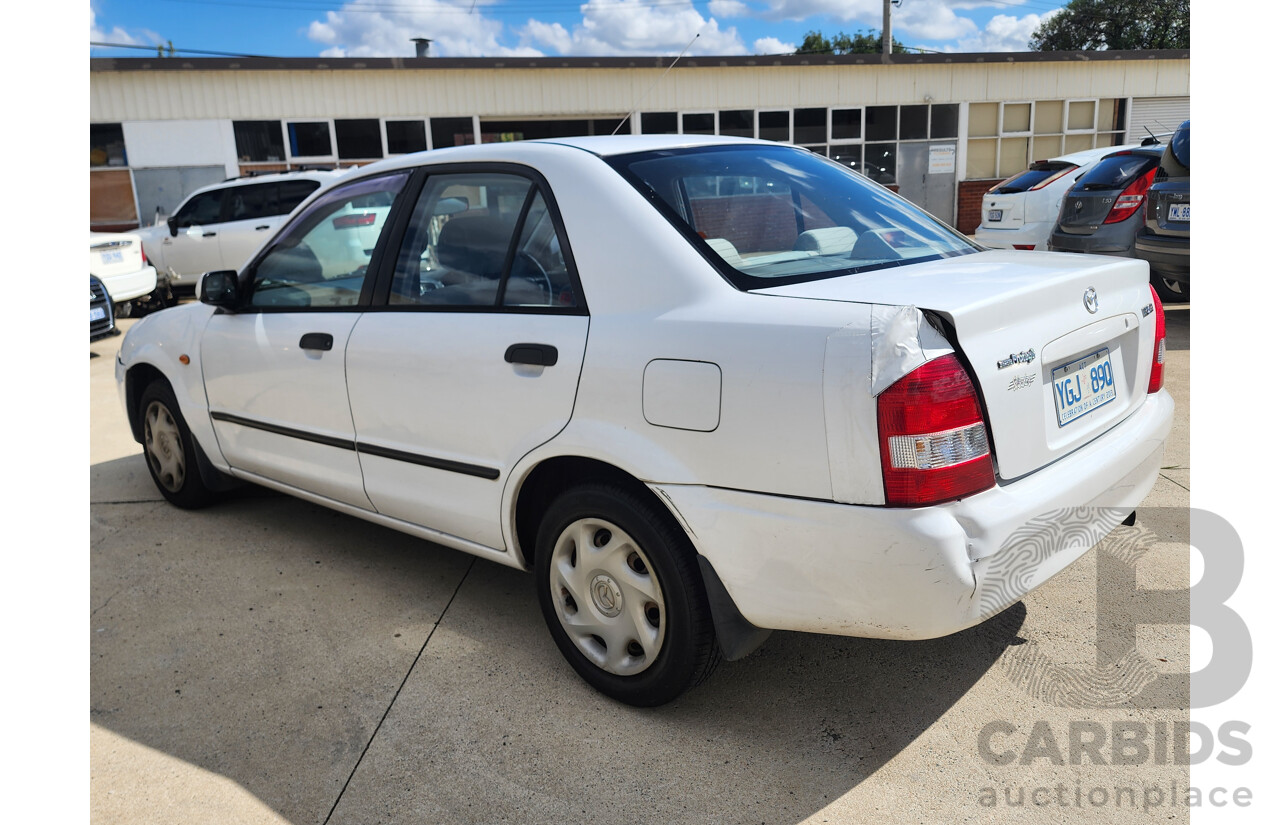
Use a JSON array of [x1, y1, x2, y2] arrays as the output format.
[[117, 136, 1173, 706]]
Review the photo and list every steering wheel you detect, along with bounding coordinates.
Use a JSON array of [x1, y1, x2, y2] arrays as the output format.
[[514, 252, 554, 303]]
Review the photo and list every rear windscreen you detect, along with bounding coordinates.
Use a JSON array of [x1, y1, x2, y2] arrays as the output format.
[[989, 161, 1076, 194], [1073, 154, 1158, 191]]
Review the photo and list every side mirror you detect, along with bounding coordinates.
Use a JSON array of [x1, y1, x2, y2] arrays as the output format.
[[167, 216, 179, 237], [199, 270, 240, 309]]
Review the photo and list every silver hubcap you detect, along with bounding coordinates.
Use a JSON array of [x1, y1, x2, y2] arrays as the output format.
[[549, 518, 665, 676], [143, 400, 186, 493]]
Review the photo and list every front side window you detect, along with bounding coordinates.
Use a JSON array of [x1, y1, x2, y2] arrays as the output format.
[[174, 190, 225, 227], [389, 172, 578, 309], [246, 172, 409, 309], [609, 144, 977, 289]]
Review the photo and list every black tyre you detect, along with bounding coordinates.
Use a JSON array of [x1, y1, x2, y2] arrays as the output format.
[[1151, 274, 1189, 304], [534, 482, 721, 706], [138, 381, 219, 509]]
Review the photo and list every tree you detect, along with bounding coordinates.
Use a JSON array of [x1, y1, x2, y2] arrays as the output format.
[[797, 29, 906, 56], [1029, 0, 1189, 51]]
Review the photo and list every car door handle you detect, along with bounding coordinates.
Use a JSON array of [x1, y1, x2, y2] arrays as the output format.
[[504, 343, 558, 367], [299, 333, 334, 352], [202, 232, 217, 238], [255, 225, 271, 231]]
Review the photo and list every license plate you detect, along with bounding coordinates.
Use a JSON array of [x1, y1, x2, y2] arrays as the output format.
[[1052, 348, 1117, 427], [90, 306, 107, 322], [1169, 203, 1190, 222], [100, 250, 123, 265], [987, 209, 1003, 222]]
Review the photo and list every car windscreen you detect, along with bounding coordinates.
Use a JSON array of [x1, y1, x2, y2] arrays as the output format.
[[607, 144, 978, 290], [1072, 153, 1160, 192], [989, 161, 1077, 194]]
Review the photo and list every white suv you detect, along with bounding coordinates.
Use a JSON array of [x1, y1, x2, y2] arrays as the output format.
[[137, 169, 348, 289]]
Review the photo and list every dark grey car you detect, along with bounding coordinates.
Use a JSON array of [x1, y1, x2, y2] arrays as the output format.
[[1047, 146, 1163, 259], [1135, 120, 1190, 303]]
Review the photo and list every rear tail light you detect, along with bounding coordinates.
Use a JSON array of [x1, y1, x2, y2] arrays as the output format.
[[1104, 167, 1156, 224], [332, 213, 377, 229], [1147, 285, 1166, 393], [139, 244, 148, 266], [1012, 244, 1035, 250], [877, 354, 996, 507]]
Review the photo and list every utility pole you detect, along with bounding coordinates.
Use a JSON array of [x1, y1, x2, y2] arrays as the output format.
[[883, 0, 892, 59]]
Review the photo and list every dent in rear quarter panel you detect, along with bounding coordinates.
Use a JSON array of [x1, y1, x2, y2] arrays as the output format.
[[119, 303, 226, 469]]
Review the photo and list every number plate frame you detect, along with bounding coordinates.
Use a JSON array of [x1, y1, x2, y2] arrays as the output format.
[[1168, 203, 1190, 222], [100, 250, 124, 265], [1052, 347, 1117, 428], [987, 209, 1003, 222], [90, 306, 107, 322]]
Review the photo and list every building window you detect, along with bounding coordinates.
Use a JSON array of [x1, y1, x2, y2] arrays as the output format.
[[234, 121, 285, 163], [641, 112, 678, 134], [793, 108, 826, 145], [683, 113, 715, 135], [90, 123, 127, 167], [335, 119, 383, 160], [865, 106, 897, 142], [758, 111, 789, 142], [931, 105, 959, 139], [900, 106, 929, 141], [430, 117, 476, 148], [719, 110, 753, 138], [386, 120, 428, 154], [831, 109, 861, 141], [288, 121, 333, 158]]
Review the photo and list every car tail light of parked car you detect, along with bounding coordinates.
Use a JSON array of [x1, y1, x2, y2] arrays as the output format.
[[877, 354, 996, 507], [1148, 285, 1166, 394], [1103, 166, 1156, 224]]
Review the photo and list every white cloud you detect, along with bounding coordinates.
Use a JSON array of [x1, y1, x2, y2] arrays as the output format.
[[523, 0, 746, 56], [758, 0, 1043, 45], [710, 0, 751, 16], [304, 0, 543, 58], [90, 3, 160, 48], [753, 36, 796, 55], [949, 12, 1052, 52]]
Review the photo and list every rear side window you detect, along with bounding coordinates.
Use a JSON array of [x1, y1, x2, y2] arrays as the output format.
[[989, 161, 1077, 194], [278, 180, 322, 214], [1073, 154, 1158, 191]]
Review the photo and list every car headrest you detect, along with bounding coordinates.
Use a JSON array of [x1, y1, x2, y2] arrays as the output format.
[[436, 214, 516, 278]]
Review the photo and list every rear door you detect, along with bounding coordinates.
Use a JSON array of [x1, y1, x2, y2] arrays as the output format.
[[218, 180, 324, 272], [201, 171, 411, 508], [345, 166, 589, 550]]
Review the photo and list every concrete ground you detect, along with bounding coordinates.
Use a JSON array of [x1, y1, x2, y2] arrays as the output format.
[[90, 305, 1191, 824]]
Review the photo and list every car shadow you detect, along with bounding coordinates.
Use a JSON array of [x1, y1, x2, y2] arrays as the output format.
[[1164, 304, 1189, 351], [91, 454, 1024, 825]]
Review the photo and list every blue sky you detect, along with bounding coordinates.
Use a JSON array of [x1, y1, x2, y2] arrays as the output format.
[[90, 0, 1071, 59]]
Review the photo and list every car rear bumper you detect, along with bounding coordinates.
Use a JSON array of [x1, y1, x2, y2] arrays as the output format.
[[975, 221, 1053, 250], [1047, 227, 1139, 256], [1135, 233, 1190, 281], [655, 389, 1173, 640], [100, 265, 158, 303]]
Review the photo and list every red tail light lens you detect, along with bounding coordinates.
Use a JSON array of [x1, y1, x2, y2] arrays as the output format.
[[332, 213, 377, 229], [139, 243, 148, 266], [1012, 244, 1036, 250], [1104, 167, 1156, 224], [1147, 285, 1166, 393], [877, 354, 996, 507]]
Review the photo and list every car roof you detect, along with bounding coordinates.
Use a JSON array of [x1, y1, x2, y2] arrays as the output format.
[[187, 168, 349, 198], [1051, 144, 1145, 166]]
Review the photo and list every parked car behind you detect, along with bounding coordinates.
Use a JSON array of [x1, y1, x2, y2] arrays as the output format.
[[976, 144, 1140, 251], [117, 136, 1173, 707], [1136, 120, 1190, 303], [1047, 146, 1163, 259], [90, 275, 116, 340], [136, 169, 347, 291], [89, 231, 164, 316]]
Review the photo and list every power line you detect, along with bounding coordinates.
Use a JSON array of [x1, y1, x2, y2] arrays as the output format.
[[90, 41, 279, 58]]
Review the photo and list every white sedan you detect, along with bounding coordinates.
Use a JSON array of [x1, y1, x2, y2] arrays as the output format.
[[89, 230, 159, 313], [116, 136, 1173, 706]]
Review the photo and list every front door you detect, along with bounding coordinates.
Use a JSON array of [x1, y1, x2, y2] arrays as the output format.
[[346, 169, 589, 550], [201, 171, 412, 508]]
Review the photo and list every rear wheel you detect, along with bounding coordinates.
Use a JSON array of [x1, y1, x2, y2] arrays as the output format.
[[534, 483, 720, 706], [139, 381, 219, 508], [1151, 275, 1189, 304]]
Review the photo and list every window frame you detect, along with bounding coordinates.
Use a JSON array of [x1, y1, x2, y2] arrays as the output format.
[[363, 162, 589, 316], [284, 119, 337, 163]]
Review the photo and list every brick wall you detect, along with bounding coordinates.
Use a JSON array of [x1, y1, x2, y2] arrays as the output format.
[[957, 179, 1000, 235]]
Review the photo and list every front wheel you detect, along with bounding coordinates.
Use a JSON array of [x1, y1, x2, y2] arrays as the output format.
[[534, 483, 721, 706], [139, 381, 219, 509]]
